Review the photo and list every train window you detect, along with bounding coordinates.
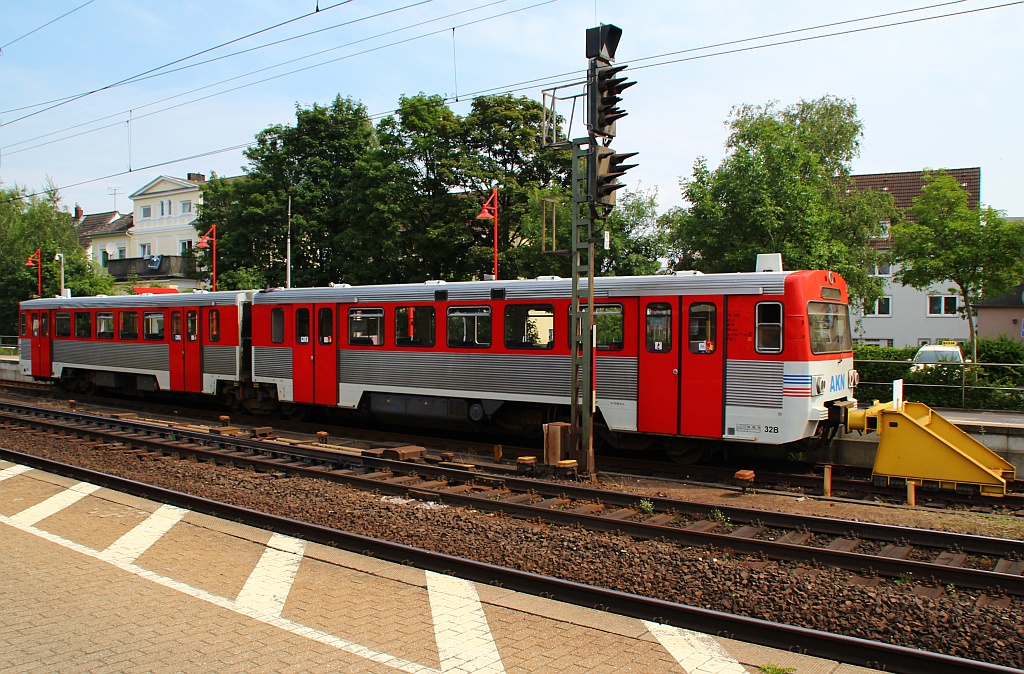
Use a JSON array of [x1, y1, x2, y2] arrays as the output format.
[[208, 310, 221, 343], [31, 313, 39, 337], [645, 303, 672, 353], [688, 303, 716, 354], [808, 302, 852, 355], [447, 307, 491, 348], [594, 304, 624, 351], [74, 312, 91, 339], [756, 302, 783, 353], [41, 313, 49, 337], [20, 312, 27, 336], [318, 308, 334, 345], [505, 304, 555, 350], [96, 312, 115, 339], [186, 310, 198, 342], [120, 311, 139, 340], [143, 312, 165, 341], [170, 311, 182, 342], [55, 312, 71, 338], [296, 308, 310, 344], [349, 308, 384, 346], [395, 306, 435, 347], [271, 308, 285, 344]]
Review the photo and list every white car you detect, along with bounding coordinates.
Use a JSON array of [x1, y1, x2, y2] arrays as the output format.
[[911, 343, 965, 371]]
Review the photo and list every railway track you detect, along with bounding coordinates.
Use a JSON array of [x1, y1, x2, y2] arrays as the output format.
[[2, 399, 1023, 599]]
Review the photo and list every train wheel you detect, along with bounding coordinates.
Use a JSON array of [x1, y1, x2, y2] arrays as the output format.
[[282, 404, 308, 422], [663, 439, 712, 464]]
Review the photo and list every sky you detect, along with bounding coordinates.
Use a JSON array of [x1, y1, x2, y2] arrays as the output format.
[[1, 0, 1022, 218]]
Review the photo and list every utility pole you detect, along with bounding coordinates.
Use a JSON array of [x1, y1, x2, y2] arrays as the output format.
[[567, 25, 637, 476], [286, 196, 292, 289]]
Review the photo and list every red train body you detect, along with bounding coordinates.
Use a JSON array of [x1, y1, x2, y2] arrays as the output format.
[[19, 268, 858, 452]]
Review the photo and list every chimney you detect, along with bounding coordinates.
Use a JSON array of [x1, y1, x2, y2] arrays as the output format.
[[74, 203, 84, 222], [186, 172, 206, 184]]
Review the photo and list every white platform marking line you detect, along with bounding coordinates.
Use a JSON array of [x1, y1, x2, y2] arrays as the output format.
[[0, 464, 32, 481], [643, 620, 747, 674], [99, 503, 187, 565], [7, 481, 101, 527], [0, 514, 438, 674], [426, 571, 506, 674], [235, 532, 307, 618]]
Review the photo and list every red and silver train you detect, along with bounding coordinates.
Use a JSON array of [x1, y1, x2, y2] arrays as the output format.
[[18, 265, 858, 454]]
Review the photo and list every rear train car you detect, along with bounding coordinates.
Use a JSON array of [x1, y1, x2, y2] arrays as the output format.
[[247, 267, 857, 451], [18, 291, 253, 397]]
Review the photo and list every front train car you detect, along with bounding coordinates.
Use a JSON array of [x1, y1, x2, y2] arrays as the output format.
[[720, 269, 856, 449]]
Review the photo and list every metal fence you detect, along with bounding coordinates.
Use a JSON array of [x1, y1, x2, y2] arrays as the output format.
[[0, 335, 18, 356], [854, 358, 1024, 410]]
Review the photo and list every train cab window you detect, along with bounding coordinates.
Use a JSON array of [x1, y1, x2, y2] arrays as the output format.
[[349, 308, 384, 346], [170, 311, 182, 342], [447, 307, 491, 348], [688, 303, 717, 354], [756, 302, 783, 353], [120, 311, 139, 340], [208, 310, 221, 343], [186, 311, 198, 342], [31, 313, 39, 337], [645, 303, 672, 353], [55, 312, 71, 338], [395, 306, 435, 347], [318, 308, 334, 345], [96, 312, 115, 339], [144, 312, 165, 341], [271, 308, 285, 344], [20, 312, 27, 336], [505, 304, 554, 350], [296, 308, 310, 344], [74, 312, 92, 339], [808, 302, 852, 354], [41, 313, 49, 337]]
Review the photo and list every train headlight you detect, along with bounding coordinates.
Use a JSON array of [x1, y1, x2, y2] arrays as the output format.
[[814, 376, 828, 395], [849, 369, 860, 388]]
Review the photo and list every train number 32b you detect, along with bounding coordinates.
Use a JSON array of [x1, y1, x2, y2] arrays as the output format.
[[764, 426, 779, 434]]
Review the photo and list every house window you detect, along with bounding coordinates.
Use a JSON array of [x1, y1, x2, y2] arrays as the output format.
[[180, 240, 193, 254], [181, 200, 192, 214], [928, 295, 958, 316], [755, 302, 783, 353], [872, 219, 891, 239], [864, 297, 892, 316], [101, 250, 110, 267], [139, 243, 151, 257], [869, 263, 892, 276], [142, 205, 152, 218], [159, 201, 164, 217], [167, 199, 173, 215], [504, 304, 554, 350]]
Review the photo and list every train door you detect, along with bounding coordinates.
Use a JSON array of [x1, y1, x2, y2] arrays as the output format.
[[679, 296, 724, 438], [30, 311, 51, 378], [184, 308, 203, 393], [169, 310, 184, 390], [637, 298, 679, 434], [314, 305, 337, 406], [292, 305, 315, 403]]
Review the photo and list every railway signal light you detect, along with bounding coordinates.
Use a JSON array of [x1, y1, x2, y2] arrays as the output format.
[[588, 62, 635, 139], [590, 146, 638, 211]]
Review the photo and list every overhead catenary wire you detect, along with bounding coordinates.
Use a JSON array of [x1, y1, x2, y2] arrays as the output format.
[[0, 0, 97, 52], [3, 0, 1022, 204]]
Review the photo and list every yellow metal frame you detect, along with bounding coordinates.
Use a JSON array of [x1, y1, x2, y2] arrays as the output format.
[[846, 400, 1016, 496]]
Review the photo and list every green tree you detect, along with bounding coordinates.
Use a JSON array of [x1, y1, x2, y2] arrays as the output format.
[[665, 95, 896, 304], [597, 187, 667, 276], [890, 172, 1024, 361], [0, 182, 114, 331]]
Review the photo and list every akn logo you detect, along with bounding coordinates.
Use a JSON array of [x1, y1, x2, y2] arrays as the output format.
[[829, 374, 845, 392]]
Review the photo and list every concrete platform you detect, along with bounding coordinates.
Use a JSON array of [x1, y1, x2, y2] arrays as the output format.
[[0, 459, 879, 673]]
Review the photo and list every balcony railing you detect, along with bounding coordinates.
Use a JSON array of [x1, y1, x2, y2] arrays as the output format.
[[106, 255, 194, 280]]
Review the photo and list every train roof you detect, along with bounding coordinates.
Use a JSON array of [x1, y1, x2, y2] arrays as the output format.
[[19, 290, 253, 310], [251, 270, 812, 305]]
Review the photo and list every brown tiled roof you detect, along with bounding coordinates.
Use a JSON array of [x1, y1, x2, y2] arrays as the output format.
[[77, 212, 133, 247], [849, 167, 981, 213]]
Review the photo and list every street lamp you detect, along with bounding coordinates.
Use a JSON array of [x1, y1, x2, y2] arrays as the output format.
[[53, 253, 65, 297], [196, 224, 217, 292], [24, 248, 41, 296], [476, 188, 499, 280]]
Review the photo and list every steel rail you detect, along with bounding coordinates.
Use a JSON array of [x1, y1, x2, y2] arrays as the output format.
[[0, 447, 1017, 674]]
